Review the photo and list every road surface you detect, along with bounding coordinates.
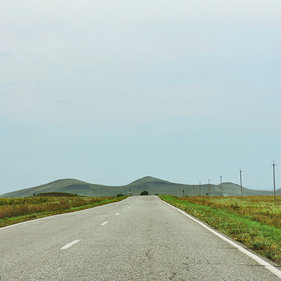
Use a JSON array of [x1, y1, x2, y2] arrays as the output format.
[[0, 196, 280, 280]]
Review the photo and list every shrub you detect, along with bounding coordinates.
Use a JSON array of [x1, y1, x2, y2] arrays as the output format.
[[140, 191, 149, 195], [116, 193, 125, 198]]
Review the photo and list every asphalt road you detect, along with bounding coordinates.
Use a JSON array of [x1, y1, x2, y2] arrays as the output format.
[[0, 196, 280, 280]]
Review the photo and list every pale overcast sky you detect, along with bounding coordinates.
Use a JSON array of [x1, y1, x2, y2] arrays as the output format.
[[1, 0, 281, 194]]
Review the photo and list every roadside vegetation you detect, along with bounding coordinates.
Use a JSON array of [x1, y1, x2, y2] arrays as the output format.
[[160, 195, 281, 266], [140, 190, 149, 195], [0, 193, 127, 228]]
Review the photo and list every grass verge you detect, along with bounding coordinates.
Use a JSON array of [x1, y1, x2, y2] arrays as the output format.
[[159, 195, 281, 266], [0, 196, 127, 228]]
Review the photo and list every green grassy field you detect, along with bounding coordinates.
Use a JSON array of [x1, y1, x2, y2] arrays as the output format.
[[160, 195, 281, 266], [0, 194, 126, 228]]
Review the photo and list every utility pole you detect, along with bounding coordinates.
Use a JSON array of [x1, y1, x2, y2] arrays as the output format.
[[273, 162, 276, 201], [220, 176, 223, 196], [182, 189, 185, 197], [199, 181, 201, 196], [187, 185, 189, 197], [208, 179, 211, 197], [240, 169, 243, 197]]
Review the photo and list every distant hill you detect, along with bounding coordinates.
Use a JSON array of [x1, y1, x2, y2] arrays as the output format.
[[0, 179, 120, 198], [1, 176, 280, 198]]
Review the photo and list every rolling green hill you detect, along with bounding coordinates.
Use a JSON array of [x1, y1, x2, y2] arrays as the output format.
[[1, 176, 280, 198]]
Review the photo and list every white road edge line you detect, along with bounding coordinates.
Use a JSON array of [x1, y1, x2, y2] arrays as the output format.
[[162, 199, 281, 279], [101, 221, 108, 226], [61, 239, 80, 250], [115, 213, 120, 216]]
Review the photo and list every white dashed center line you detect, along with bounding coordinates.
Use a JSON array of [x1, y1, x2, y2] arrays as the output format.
[[115, 213, 120, 216], [101, 221, 108, 226], [61, 239, 80, 250]]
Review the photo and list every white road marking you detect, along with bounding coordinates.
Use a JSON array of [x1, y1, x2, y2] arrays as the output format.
[[162, 199, 281, 279], [61, 239, 80, 250], [115, 213, 120, 216], [101, 221, 108, 226]]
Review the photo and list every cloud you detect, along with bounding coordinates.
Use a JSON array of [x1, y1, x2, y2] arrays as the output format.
[[0, 82, 18, 90], [0, 0, 280, 129], [0, 52, 10, 58]]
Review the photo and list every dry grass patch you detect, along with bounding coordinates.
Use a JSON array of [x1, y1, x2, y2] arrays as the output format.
[[0, 195, 126, 227], [182, 196, 281, 228], [160, 195, 281, 266]]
